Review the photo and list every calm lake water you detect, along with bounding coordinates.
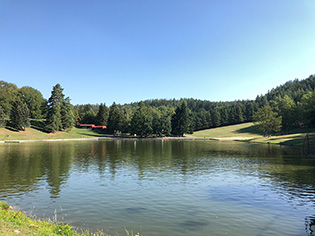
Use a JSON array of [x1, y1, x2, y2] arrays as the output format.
[[0, 140, 314, 236]]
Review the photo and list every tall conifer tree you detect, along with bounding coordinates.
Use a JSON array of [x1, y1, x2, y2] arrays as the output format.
[[61, 97, 74, 131], [171, 101, 190, 136], [10, 97, 30, 131], [96, 103, 109, 126], [107, 102, 124, 134], [45, 84, 74, 132], [0, 106, 6, 127]]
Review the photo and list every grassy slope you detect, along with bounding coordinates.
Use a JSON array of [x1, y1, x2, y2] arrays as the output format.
[[1, 123, 314, 146], [0, 127, 109, 141], [191, 122, 315, 146], [191, 122, 261, 139]]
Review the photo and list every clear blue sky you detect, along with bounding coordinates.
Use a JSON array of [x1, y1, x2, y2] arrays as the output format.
[[0, 0, 314, 105]]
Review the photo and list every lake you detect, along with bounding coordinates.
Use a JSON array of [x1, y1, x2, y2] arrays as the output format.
[[0, 140, 314, 236]]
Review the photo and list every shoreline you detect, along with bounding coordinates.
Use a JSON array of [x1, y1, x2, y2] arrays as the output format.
[[1, 124, 310, 146], [0, 136, 296, 147], [0, 136, 255, 144]]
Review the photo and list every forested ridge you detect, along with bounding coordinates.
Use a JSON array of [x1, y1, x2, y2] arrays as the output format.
[[1, 74, 314, 136]]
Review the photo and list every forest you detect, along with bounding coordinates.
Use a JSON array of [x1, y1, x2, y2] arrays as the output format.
[[0, 74, 315, 137]]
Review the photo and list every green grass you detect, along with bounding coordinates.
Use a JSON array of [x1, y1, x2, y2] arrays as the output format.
[[0, 202, 10, 210], [0, 127, 109, 141], [1, 122, 314, 146], [0, 201, 88, 236], [0, 201, 141, 236], [191, 122, 315, 145], [191, 122, 262, 139]]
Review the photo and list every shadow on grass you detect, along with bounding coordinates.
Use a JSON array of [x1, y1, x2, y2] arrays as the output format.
[[30, 120, 46, 132], [5, 126, 18, 132], [235, 124, 262, 135], [76, 130, 111, 137], [284, 128, 315, 135]]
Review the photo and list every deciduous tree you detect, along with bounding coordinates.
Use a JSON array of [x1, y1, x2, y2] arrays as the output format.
[[0, 81, 19, 117], [19, 86, 45, 119], [130, 102, 153, 137], [301, 91, 315, 127], [253, 105, 282, 136], [273, 95, 297, 131]]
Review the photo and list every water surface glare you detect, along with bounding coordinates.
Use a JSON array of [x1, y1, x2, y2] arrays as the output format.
[[0, 140, 314, 235]]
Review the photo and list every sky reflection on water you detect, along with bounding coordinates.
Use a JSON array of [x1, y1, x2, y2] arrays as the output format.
[[0, 140, 314, 235]]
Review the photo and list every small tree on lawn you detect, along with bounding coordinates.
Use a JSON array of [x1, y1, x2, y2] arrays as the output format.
[[253, 105, 282, 136]]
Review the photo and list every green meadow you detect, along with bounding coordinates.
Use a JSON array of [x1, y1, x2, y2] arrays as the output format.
[[191, 122, 315, 146]]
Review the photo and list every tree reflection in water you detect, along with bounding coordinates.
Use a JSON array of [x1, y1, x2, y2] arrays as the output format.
[[306, 215, 315, 236]]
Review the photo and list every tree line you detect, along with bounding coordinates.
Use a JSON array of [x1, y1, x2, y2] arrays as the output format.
[[1, 74, 314, 136], [75, 74, 315, 137]]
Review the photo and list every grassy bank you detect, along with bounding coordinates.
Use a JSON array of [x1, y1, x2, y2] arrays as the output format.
[[190, 122, 261, 140], [0, 201, 89, 236], [0, 127, 109, 141], [191, 122, 315, 146], [1, 122, 314, 146], [0, 201, 141, 236]]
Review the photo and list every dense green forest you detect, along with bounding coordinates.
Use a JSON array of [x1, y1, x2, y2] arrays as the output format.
[[0, 74, 314, 136]]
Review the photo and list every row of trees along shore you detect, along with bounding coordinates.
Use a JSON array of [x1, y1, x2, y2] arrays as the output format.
[[0, 74, 315, 136]]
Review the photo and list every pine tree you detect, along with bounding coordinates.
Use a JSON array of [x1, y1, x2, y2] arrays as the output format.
[[107, 102, 124, 134], [45, 84, 74, 133], [235, 104, 244, 124], [0, 106, 6, 127], [45, 84, 63, 132], [96, 103, 109, 126], [10, 97, 30, 131], [211, 108, 221, 127], [61, 97, 74, 131], [245, 102, 255, 121], [171, 101, 190, 136]]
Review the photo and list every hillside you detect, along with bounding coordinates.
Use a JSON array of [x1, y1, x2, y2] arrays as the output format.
[[0, 127, 107, 141], [191, 122, 315, 146]]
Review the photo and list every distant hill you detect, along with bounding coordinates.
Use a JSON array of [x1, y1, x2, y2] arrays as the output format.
[[266, 74, 315, 102]]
